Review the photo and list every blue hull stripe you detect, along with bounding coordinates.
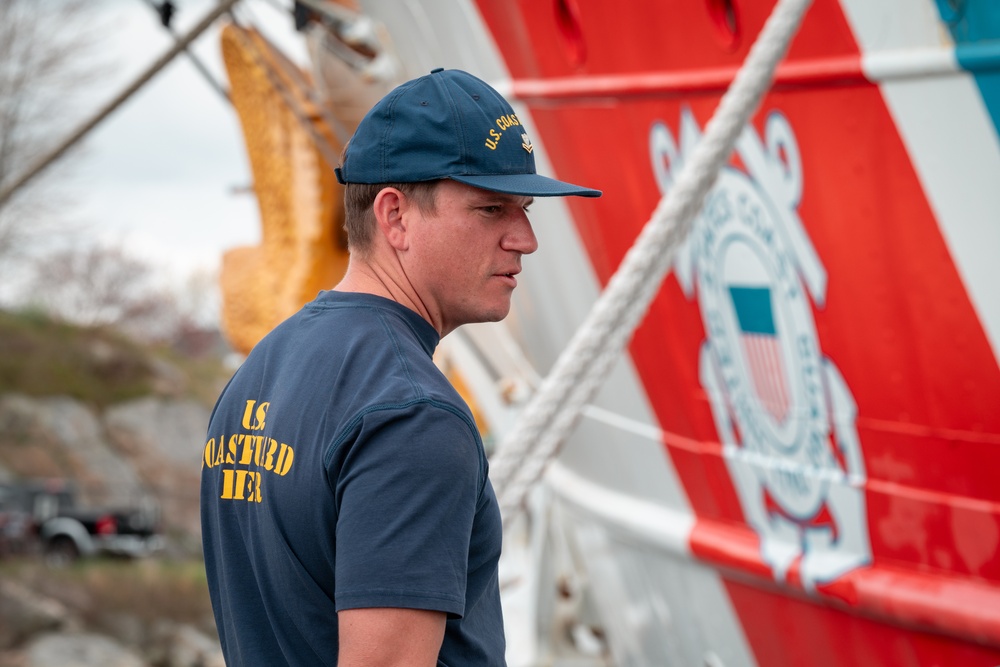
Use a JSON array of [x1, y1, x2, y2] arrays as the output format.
[[935, 0, 1000, 138]]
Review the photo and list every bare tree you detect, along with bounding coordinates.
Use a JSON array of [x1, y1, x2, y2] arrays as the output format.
[[26, 243, 167, 331], [25, 241, 224, 353], [169, 267, 226, 356], [0, 0, 104, 270]]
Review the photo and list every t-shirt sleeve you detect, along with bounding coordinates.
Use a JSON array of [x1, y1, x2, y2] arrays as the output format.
[[330, 402, 483, 618]]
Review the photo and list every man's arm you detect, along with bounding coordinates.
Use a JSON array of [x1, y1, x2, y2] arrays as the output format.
[[338, 607, 447, 666]]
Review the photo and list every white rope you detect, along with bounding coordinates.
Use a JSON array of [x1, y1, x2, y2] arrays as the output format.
[[492, 0, 814, 527]]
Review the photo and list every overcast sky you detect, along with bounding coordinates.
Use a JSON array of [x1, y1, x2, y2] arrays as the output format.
[[64, 0, 308, 281]]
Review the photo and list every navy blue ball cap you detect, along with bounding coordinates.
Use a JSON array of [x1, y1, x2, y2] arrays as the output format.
[[335, 68, 601, 198]]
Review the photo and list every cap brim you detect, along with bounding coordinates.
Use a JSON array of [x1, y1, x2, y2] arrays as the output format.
[[449, 173, 601, 198]]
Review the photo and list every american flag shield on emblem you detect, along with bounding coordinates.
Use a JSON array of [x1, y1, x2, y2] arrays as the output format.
[[728, 286, 790, 424]]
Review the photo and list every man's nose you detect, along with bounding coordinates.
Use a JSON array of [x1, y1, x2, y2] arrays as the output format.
[[503, 211, 538, 255]]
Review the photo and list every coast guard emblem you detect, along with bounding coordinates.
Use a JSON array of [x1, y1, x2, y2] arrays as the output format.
[[521, 133, 533, 153], [649, 110, 871, 590]]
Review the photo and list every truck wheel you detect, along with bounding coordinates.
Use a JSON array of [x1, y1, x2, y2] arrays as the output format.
[[44, 535, 80, 567]]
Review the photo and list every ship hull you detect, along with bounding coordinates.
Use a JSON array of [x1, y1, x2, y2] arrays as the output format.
[[346, 1, 1000, 664]]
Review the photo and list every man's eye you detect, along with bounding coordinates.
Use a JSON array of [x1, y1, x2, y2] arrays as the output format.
[[481, 205, 501, 214]]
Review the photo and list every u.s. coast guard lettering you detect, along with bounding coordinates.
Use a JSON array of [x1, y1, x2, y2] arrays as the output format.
[[202, 399, 295, 503], [650, 109, 870, 590], [485, 113, 533, 153]]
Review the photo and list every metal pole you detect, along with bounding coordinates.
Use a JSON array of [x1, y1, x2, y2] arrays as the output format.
[[138, 0, 232, 104], [0, 0, 242, 208]]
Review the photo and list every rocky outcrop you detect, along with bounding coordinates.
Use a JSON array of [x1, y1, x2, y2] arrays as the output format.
[[15, 624, 225, 667], [0, 393, 210, 546], [0, 575, 224, 667], [0, 395, 142, 507], [104, 398, 209, 541], [0, 580, 74, 649], [147, 623, 226, 667], [25, 633, 146, 667]]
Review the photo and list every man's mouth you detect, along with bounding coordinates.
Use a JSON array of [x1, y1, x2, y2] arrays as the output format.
[[496, 271, 518, 286]]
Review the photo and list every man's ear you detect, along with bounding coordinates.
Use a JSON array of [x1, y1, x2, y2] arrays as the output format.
[[373, 187, 409, 251]]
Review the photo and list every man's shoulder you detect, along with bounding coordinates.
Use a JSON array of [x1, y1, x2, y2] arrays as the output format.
[[248, 291, 430, 363], [301, 291, 437, 350]]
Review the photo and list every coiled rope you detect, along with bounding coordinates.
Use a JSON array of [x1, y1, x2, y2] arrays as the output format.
[[491, 0, 814, 527]]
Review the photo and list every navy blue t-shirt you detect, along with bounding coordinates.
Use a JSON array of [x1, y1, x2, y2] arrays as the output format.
[[200, 291, 505, 666]]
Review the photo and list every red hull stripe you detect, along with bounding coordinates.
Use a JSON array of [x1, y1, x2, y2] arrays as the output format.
[[690, 518, 1000, 647], [509, 56, 866, 101]]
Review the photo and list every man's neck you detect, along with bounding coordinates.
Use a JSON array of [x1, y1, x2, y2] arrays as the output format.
[[335, 260, 444, 336]]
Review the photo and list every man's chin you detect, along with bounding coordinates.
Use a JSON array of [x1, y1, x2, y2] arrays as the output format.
[[475, 303, 512, 325]]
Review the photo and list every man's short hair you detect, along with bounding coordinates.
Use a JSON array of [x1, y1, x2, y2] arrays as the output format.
[[343, 181, 440, 256]]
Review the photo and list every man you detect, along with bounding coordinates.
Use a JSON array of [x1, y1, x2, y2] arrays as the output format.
[[201, 68, 600, 666]]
